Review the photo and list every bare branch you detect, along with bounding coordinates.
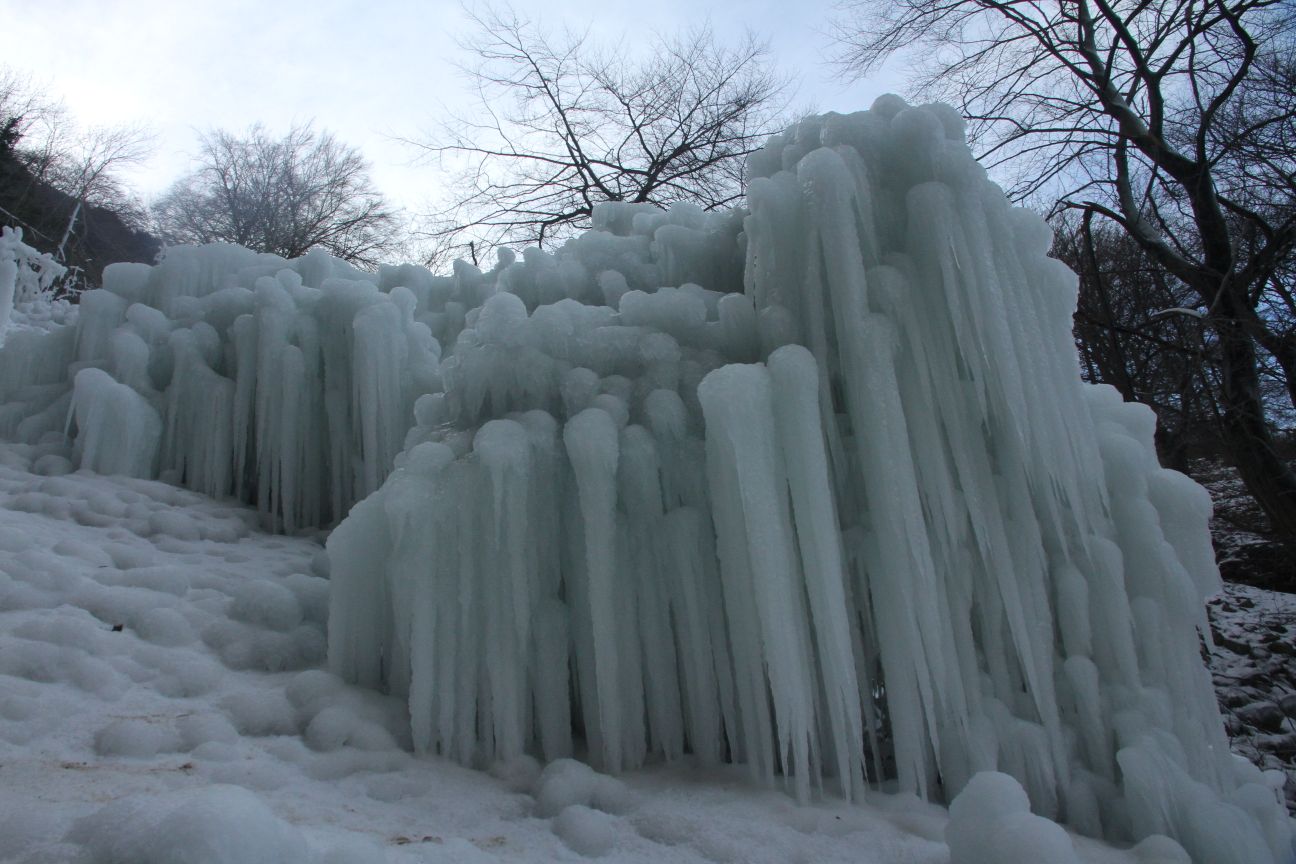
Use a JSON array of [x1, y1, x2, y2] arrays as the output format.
[[413, 7, 792, 254], [152, 122, 398, 268]]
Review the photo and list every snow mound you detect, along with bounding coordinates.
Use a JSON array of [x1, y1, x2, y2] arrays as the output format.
[[553, 805, 621, 857], [945, 772, 1080, 864], [67, 785, 312, 864]]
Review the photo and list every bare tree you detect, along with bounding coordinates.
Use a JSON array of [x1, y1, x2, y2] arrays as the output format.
[[415, 6, 791, 255], [0, 69, 55, 237], [154, 123, 397, 268], [2, 68, 155, 284], [34, 122, 154, 262], [1054, 213, 1221, 470], [833, 0, 1296, 548], [0, 69, 55, 164]]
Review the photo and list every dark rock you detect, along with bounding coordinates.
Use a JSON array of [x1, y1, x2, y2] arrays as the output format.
[[1237, 701, 1286, 733], [1222, 689, 1250, 708]]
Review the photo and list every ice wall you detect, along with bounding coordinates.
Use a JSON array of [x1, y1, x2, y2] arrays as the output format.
[[325, 99, 1290, 862], [0, 244, 445, 529], [0, 223, 707, 529], [0, 98, 1289, 861]]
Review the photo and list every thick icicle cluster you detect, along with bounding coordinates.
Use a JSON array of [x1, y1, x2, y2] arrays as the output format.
[[0, 213, 741, 528], [0, 244, 446, 528], [325, 98, 1291, 863]]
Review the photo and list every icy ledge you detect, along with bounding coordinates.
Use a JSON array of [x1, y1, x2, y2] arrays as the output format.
[[326, 99, 1291, 863]]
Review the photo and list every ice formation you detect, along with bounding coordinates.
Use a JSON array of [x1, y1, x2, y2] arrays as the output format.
[[325, 99, 1291, 862], [0, 243, 443, 529], [0, 226, 66, 340], [0, 97, 1290, 862]]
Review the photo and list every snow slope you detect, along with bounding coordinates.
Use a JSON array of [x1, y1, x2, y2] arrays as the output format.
[[0, 440, 1168, 864]]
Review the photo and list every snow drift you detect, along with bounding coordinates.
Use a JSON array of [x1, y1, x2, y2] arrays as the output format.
[[0, 97, 1290, 862]]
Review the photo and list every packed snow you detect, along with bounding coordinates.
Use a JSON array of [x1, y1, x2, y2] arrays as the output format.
[[1, 95, 1293, 863]]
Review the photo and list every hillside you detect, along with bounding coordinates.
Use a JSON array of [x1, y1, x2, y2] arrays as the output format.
[[0, 139, 159, 289]]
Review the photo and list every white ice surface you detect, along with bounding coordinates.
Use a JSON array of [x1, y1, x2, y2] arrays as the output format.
[[0, 227, 67, 343], [0, 440, 1161, 864]]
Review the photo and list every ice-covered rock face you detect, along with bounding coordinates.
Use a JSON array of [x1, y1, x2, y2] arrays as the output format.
[[0, 98, 1289, 862]]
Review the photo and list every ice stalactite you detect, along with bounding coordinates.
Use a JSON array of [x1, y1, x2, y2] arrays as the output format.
[[0, 244, 445, 530], [0, 226, 66, 340], [69, 367, 161, 477], [324, 99, 1291, 862]]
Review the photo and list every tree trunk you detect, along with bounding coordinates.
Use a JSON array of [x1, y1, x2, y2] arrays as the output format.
[[1212, 301, 1296, 548], [1154, 422, 1190, 474]]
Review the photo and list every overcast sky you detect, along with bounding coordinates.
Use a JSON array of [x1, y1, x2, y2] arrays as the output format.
[[4, 0, 904, 215]]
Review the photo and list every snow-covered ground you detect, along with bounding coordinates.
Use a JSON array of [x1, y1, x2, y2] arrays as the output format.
[[1208, 582, 1296, 812], [0, 440, 1164, 864], [1195, 458, 1294, 594]]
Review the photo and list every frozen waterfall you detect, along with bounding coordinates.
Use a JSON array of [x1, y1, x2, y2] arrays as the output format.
[[0, 96, 1289, 862], [327, 99, 1290, 862]]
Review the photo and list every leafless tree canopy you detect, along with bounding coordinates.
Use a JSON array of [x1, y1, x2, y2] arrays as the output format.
[[834, 0, 1293, 213], [0, 70, 55, 160], [417, 7, 791, 255], [153, 123, 397, 268], [1, 68, 157, 288], [833, 0, 1296, 547], [2, 68, 152, 224], [1055, 213, 1221, 465]]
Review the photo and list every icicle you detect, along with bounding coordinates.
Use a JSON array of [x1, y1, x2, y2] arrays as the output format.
[[563, 407, 624, 771]]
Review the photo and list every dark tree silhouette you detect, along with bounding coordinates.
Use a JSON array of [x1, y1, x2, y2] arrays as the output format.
[[834, 0, 1296, 549], [417, 6, 790, 255], [154, 123, 396, 268]]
